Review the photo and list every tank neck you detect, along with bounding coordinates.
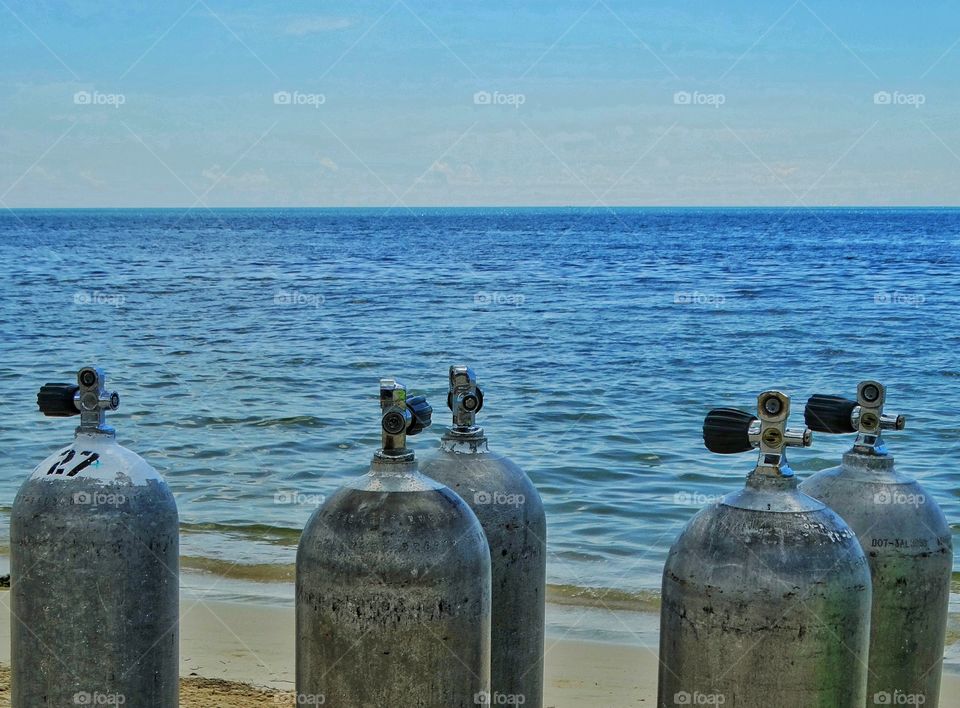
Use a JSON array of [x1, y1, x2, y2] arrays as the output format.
[[344, 452, 443, 492], [725, 470, 824, 512], [440, 425, 489, 453], [851, 432, 891, 456], [75, 427, 115, 440], [745, 468, 800, 492], [838, 448, 903, 481], [74, 430, 116, 443], [371, 449, 417, 470]]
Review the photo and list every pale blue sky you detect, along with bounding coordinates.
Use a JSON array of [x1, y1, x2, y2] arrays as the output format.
[[1, 1, 958, 206]]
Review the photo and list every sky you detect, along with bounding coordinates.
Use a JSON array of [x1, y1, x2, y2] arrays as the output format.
[[1, 0, 959, 207]]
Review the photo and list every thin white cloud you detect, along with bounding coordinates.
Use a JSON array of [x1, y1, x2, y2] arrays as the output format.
[[79, 169, 106, 188], [284, 16, 354, 36]]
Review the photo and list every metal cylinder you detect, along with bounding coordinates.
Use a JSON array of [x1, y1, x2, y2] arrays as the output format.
[[800, 382, 952, 707], [11, 367, 179, 707], [658, 390, 872, 708], [420, 366, 546, 708], [296, 379, 491, 707]]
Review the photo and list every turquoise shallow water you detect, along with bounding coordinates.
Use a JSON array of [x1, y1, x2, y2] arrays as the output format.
[[0, 207, 958, 607]]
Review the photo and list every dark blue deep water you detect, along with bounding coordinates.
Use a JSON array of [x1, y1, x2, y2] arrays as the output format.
[[0, 207, 957, 609]]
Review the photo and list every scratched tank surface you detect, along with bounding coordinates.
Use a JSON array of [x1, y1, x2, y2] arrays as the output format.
[[801, 382, 952, 707], [420, 365, 546, 708], [296, 379, 491, 708], [296, 457, 491, 707], [421, 441, 545, 707], [659, 480, 872, 708], [658, 391, 872, 708], [11, 369, 178, 708]]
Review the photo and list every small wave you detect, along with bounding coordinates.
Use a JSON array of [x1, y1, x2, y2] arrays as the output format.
[[182, 555, 294, 582], [547, 584, 661, 613], [180, 521, 302, 546], [176, 415, 326, 429], [251, 415, 326, 429]]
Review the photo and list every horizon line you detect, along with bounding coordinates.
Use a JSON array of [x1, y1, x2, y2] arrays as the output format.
[[3, 205, 960, 211]]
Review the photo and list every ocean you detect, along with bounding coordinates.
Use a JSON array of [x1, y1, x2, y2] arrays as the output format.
[[0, 207, 957, 642]]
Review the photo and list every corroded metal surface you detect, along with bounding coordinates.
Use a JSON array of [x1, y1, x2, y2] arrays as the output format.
[[801, 451, 952, 708], [296, 457, 491, 707], [11, 435, 179, 707], [421, 432, 546, 708]]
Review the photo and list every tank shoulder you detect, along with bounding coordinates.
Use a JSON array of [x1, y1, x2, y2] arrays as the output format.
[[28, 434, 165, 487], [798, 463, 844, 493], [421, 446, 542, 498], [671, 500, 860, 553], [298, 483, 489, 581], [304, 483, 481, 537], [801, 460, 951, 541]]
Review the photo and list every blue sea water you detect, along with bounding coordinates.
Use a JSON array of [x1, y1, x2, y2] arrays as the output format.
[[0, 207, 958, 610]]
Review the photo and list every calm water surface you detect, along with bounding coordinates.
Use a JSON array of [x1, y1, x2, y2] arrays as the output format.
[[0, 207, 957, 621]]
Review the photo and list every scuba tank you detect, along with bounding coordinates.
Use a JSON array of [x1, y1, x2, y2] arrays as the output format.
[[420, 365, 546, 708], [658, 390, 871, 708], [11, 366, 179, 707], [800, 380, 952, 707], [296, 378, 492, 707]]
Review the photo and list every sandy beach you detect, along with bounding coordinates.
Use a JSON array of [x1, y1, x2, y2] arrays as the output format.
[[0, 592, 955, 707]]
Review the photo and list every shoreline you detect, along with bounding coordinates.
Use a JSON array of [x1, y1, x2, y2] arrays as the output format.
[[0, 591, 957, 707]]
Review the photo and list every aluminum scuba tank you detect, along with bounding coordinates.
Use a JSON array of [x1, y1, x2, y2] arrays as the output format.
[[419, 365, 546, 708], [296, 378, 492, 707], [11, 366, 179, 707], [658, 390, 872, 708], [800, 381, 952, 708]]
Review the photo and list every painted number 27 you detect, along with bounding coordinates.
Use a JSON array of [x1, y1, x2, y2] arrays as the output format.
[[47, 449, 100, 477]]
